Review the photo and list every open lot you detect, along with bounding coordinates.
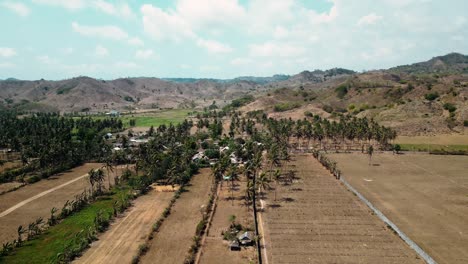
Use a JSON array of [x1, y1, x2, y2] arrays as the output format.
[[74, 187, 173, 264], [395, 134, 468, 152], [140, 168, 212, 264], [199, 175, 256, 264], [0, 163, 104, 244], [330, 152, 468, 264], [261, 154, 422, 264]]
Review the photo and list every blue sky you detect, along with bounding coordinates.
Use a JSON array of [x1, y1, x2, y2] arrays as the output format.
[[0, 0, 467, 80]]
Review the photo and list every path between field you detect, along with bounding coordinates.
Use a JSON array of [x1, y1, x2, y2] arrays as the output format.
[[140, 169, 212, 264], [74, 189, 173, 264], [259, 199, 269, 264], [0, 174, 89, 218]]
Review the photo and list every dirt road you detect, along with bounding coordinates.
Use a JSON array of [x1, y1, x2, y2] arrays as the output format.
[[330, 152, 468, 264], [261, 154, 422, 264], [74, 188, 173, 264], [0, 163, 103, 244], [140, 169, 212, 264]]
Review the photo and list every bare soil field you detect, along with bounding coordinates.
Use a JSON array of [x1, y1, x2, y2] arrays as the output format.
[[330, 152, 468, 264], [74, 187, 173, 264], [0, 163, 104, 244], [140, 168, 212, 264], [199, 176, 256, 264], [0, 182, 23, 194], [261, 154, 422, 264]]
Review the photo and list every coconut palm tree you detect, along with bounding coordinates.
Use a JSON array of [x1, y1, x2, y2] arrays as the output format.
[[272, 169, 281, 201]]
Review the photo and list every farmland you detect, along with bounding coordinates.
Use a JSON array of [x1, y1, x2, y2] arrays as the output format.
[[79, 108, 192, 128], [198, 175, 256, 264], [74, 186, 173, 264], [139, 168, 212, 263], [0, 163, 104, 245], [260, 154, 422, 264], [329, 152, 468, 264]]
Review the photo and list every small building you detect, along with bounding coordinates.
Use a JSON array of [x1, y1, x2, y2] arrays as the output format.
[[106, 110, 120, 117], [229, 240, 241, 251], [192, 152, 208, 162], [105, 133, 113, 139], [237, 231, 254, 246]]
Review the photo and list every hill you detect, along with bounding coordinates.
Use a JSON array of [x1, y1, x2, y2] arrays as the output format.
[[0, 53, 466, 135], [239, 54, 468, 135]]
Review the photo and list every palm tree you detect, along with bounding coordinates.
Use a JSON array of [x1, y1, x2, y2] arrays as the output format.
[[368, 145, 374, 166], [104, 159, 114, 190], [257, 172, 271, 199], [227, 165, 239, 206], [272, 169, 281, 201]]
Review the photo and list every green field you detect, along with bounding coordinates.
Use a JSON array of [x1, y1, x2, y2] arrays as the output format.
[[76, 109, 192, 128], [1, 188, 131, 264]]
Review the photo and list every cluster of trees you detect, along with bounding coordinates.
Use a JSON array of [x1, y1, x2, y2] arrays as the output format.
[[262, 115, 396, 151], [0, 111, 123, 183]]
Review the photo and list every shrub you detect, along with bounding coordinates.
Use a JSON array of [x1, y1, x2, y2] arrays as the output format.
[[335, 84, 348, 99], [464, 120, 468, 127], [443, 103, 457, 113], [424, 93, 439, 101], [322, 105, 333, 113], [273, 102, 300, 112], [204, 149, 220, 159]]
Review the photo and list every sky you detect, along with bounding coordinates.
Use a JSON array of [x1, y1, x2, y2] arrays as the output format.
[[0, 0, 467, 80]]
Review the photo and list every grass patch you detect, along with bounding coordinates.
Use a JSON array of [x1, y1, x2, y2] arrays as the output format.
[[0, 187, 131, 264], [76, 109, 191, 128]]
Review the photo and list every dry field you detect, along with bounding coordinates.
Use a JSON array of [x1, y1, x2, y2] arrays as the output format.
[[330, 152, 468, 264], [0, 163, 104, 244], [74, 187, 173, 264], [199, 175, 256, 264], [395, 133, 468, 145], [260, 154, 422, 264], [140, 168, 212, 264]]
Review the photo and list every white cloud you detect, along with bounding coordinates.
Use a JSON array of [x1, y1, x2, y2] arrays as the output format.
[[115, 61, 139, 69], [92, 0, 134, 19], [61, 47, 74, 55], [0, 47, 16, 57], [32, 0, 85, 10], [135, 49, 154, 59], [230, 58, 253, 66], [36, 55, 58, 65], [357, 13, 383, 26], [0, 62, 15, 68], [1, 1, 30, 16], [249, 42, 305, 58], [176, 0, 246, 28], [72, 22, 128, 40], [196, 38, 232, 53], [141, 4, 195, 42], [95, 45, 109, 56], [128, 37, 144, 46]]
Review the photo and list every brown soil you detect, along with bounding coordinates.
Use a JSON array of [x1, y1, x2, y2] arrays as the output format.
[[0, 163, 104, 244], [140, 168, 212, 264], [0, 182, 23, 194], [74, 187, 173, 264], [330, 152, 468, 264], [260, 154, 423, 264], [199, 176, 256, 264]]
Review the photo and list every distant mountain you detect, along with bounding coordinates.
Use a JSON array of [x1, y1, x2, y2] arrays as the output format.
[[0, 53, 466, 114], [390, 53, 468, 74], [162, 74, 290, 84]]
